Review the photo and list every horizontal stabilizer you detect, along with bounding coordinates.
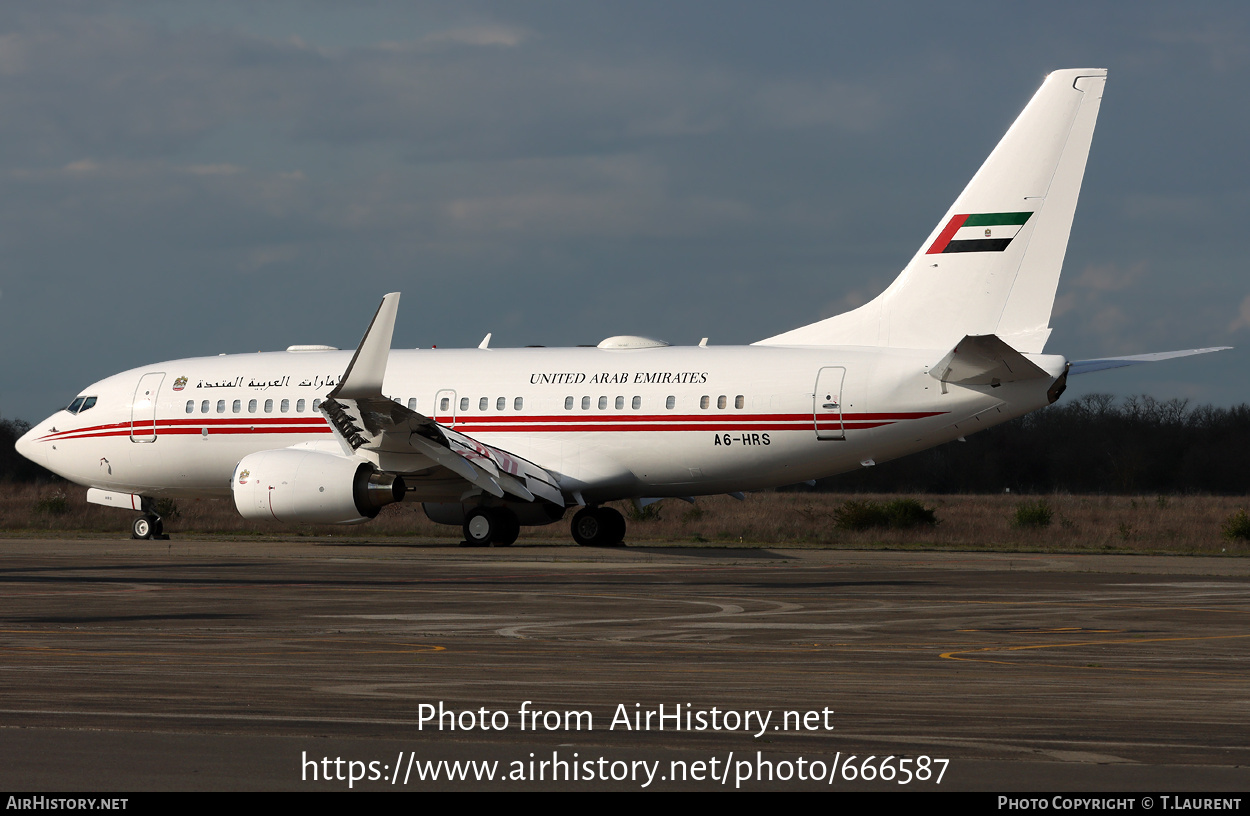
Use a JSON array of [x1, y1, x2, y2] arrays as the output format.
[[930, 334, 1049, 385], [1069, 346, 1231, 375]]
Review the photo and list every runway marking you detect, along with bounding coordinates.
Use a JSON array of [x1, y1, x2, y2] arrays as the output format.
[[943, 599, 1250, 616], [940, 632, 1250, 676], [0, 629, 446, 658], [957, 627, 1125, 634]]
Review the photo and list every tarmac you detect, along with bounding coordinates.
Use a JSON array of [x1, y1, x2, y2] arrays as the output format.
[[1, 536, 1247, 791]]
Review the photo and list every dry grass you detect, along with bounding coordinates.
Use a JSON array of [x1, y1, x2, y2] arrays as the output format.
[[609, 492, 1249, 555], [1, 481, 1247, 555]]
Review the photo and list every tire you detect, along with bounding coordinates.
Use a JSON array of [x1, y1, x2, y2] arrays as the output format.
[[491, 509, 520, 547], [132, 515, 154, 540], [598, 507, 626, 546], [571, 507, 626, 547], [462, 508, 495, 546]]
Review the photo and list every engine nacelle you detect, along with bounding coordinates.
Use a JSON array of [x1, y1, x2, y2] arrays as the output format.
[[232, 449, 405, 524]]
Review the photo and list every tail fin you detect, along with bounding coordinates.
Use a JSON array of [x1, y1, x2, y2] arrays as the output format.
[[757, 68, 1106, 352]]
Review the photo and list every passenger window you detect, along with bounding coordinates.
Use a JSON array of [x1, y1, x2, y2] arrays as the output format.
[[666, 396, 675, 409], [632, 396, 641, 410], [439, 397, 450, 412], [201, 400, 209, 413], [280, 399, 289, 413], [460, 397, 469, 411], [480, 397, 488, 411], [615, 396, 624, 410], [735, 395, 744, 409], [700, 396, 709, 409], [581, 396, 590, 410], [496, 397, 505, 410], [217, 400, 226, 413], [718, 395, 726, 409], [248, 399, 257, 413], [185, 400, 195, 414], [514, 397, 523, 410], [297, 399, 306, 412], [312, 399, 322, 411], [407, 398, 416, 410], [565, 396, 574, 410], [264, 399, 273, 413], [232, 400, 241, 413], [598, 396, 607, 410]]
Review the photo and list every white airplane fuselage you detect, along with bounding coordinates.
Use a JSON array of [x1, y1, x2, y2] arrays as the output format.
[[20, 344, 1065, 503]]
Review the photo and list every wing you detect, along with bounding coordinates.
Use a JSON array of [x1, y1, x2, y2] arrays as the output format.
[[319, 294, 565, 506]]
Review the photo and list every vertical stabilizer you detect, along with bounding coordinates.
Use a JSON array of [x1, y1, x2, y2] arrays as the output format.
[[757, 69, 1106, 352]]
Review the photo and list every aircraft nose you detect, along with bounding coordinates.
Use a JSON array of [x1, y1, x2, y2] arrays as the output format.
[[14, 423, 45, 466]]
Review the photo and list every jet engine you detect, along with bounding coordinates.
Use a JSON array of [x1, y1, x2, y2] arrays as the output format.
[[232, 449, 405, 524]]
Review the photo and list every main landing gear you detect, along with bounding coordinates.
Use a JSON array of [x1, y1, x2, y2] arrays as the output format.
[[131, 513, 168, 541], [462, 506, 521, 547], [571, 506, 626, 547], [458, 504, 628, 546]]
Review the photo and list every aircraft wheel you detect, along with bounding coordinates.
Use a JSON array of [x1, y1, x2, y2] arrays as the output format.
[[463, 508, 496, 546], [571, 507, 626, 547], [599, 507, 626, 545], [491, 509, 520, 547], [131, 514, 161, 540]]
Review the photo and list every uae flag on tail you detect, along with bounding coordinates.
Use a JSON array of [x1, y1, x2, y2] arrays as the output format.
[[925, 211, 1033, 254]]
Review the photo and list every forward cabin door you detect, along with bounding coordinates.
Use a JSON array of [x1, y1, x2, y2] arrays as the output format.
[[130, 372, 165, 443], [813, 366, 845, 441]]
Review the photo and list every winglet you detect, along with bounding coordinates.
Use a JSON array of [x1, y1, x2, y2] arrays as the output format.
[[328, 293, 400, 399]]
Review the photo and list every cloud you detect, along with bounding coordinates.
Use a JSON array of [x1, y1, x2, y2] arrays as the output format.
[[0, 8, 896, 172], [185, 163, 244, 176], [1121, 194, 1210, 222], [1149, 19, 1250, 73], [421, 25, 528, 48], [1073, 261, 1147, 293], [62, 159, 99, 174], [1228, 295, 1250, 333]]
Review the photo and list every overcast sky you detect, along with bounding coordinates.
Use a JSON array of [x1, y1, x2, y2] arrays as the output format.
[[3, 1, 1247, 421]]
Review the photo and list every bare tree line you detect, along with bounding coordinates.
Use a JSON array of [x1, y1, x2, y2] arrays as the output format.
[[815, 394, 1250, 495]]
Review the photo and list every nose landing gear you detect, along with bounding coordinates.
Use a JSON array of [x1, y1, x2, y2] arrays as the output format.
[[131, 513, 168, 540]]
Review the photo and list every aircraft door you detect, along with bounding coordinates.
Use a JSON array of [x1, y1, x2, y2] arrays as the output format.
[[130, 372, 165, 443], [813, 366, 845, 441], [434, 389, 457, 427]]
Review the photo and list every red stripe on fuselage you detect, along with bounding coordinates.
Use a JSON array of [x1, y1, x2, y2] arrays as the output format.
[[38, 410, 947, 441]]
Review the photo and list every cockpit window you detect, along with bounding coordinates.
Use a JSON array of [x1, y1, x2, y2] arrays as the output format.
[[65, 396, 97, 414]]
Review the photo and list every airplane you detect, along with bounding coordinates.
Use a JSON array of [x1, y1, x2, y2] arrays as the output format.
[[15, 68, 1229, 545]]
